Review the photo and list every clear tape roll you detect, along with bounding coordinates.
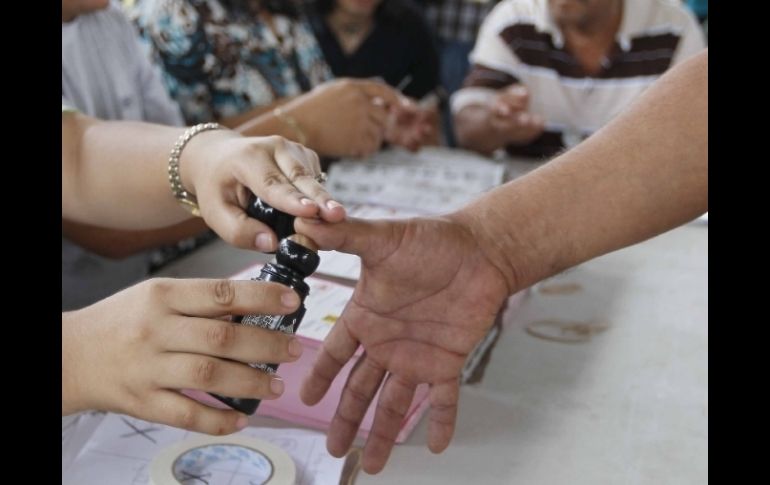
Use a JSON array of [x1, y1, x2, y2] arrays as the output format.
[[150, 434, 296, 485]]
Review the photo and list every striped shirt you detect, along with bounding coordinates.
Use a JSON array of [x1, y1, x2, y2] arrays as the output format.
[[451, 0, 706, 157]]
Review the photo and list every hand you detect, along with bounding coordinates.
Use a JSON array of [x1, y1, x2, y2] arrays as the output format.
[[182, 131, 346, 252], [282, 78, 402, 158], [295, 216, 511, 473], [62, 278, 305, 435], [490, 84, 545, 145], [385, 99, 440, 152]]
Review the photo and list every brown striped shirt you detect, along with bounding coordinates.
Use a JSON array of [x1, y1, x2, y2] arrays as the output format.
[[451, 0, 706, 157]]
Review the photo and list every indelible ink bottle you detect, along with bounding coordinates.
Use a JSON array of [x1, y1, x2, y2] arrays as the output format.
[[211, 198, 319, 415]]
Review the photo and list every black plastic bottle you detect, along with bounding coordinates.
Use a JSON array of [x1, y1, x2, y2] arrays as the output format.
[[245, 195, 296, 244], [210, 197, 320, 415]]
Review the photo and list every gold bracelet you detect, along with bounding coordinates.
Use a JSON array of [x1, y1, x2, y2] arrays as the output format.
[[168, 122, 223, 217], [273, 106, 308, 145]]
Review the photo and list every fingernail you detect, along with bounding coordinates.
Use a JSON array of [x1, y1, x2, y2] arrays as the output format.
[[300, 197, 316, 206], [236, 415, 249, 430], [288, 338, 303, 357], [281, 291, 300, 308], [270, 377, 285, 395], [512, 85, 527, 96], [255, 233, 274, 252], [326, 200, 343, 211]]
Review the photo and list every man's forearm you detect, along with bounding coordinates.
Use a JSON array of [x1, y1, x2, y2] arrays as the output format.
[[453, 50, 708, 292]]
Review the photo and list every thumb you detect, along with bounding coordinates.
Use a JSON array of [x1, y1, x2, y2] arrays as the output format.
[[295, 217, 405, 262]]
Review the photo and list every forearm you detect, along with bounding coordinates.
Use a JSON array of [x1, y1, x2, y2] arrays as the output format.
[[62, 115, 235, 230], [453, 51, 708, 292], [235, 97, 326, 155], [454, 105, 509, 155], [224, 97, 290, 130], [235, 106, 307, 146], [62, 217, 210, 259]]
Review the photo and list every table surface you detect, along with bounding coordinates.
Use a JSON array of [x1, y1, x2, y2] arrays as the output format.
[[154, 216, 707, 485]]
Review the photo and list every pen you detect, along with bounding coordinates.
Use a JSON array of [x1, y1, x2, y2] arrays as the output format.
[[395, 74, 413, 93]]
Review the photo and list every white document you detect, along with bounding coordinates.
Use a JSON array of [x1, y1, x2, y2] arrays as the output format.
[[299, 278, 355, 341], [63, 413, 345, 485], [327, 147, 505, 214], [62, 411, 108, 474]]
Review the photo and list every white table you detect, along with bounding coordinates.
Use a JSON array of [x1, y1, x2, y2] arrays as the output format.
[[154, 218, 707, 484]]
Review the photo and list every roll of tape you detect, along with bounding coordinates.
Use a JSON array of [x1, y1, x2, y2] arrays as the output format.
[[150, 434, 296, 485]]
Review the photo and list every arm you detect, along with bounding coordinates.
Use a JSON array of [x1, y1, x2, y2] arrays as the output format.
[[61, 218, 209, 259], [130, 3, 392, 159], [453, 83, 544, 156], [62, 113, 344, 251], [236, 79, 403, 159], [296, 50, 707, 473], [461, 49, 707, 289], [451, 3, 544, 155], [67, 32, 201, 258], [221, 97, 289, 131]]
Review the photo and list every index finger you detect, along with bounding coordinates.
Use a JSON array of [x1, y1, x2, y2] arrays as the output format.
[[272, 142, 346, 222], [153, 278, 300, 318], [234, 138, 323, 219]]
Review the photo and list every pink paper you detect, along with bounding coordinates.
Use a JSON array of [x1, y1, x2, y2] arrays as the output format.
[[255, 337, 430, 443]]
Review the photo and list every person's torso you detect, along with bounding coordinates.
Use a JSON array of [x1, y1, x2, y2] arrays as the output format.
[[317, 18, 415, 92], [61, 4, 181, 124], [130, 0, 333, 121], [471, 0, 703, 155]]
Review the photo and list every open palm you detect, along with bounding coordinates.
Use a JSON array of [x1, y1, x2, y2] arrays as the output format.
[[296, 216, 511, 474]]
